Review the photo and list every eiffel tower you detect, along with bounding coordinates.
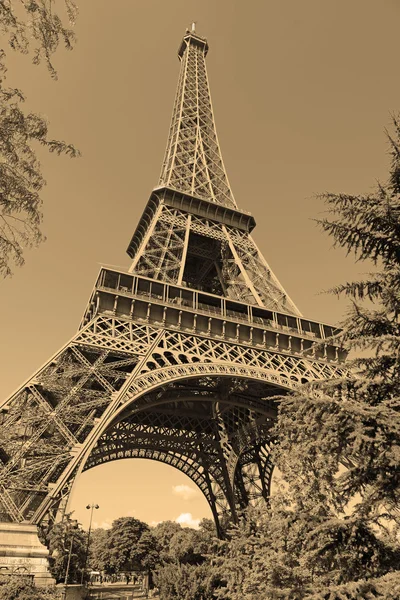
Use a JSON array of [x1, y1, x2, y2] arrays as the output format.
[[0, 25, 346, 569]]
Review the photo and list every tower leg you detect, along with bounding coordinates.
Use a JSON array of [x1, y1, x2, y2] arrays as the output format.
[[213, 402, 239, 524], [202, 462, 224, 538], [255, 444, 271, 501], [0, 522, 55, 586], [233, 464, 250, 510]]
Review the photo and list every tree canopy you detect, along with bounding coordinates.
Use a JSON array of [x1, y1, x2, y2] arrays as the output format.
[[0, 1, 79, 276], [87, 527, 109, 573], [46, 514, 86, 584], [90, 517, 159, 575], [153, 520, 218, 600], [269, 115, 400, 597]]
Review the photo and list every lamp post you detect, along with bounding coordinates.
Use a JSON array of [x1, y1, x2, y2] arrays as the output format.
[[81, 503, 99, 585], [62, 535, 74, 600], [61, 518, 79, 599]]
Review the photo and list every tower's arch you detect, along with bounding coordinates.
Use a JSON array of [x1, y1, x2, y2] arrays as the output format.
[[69, 370, 286, 534]]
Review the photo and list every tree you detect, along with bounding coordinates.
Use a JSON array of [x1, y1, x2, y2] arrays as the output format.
[[88, 527, 109, 573], [271, 115, 400, 596], [152, 520, 182, 563], [0, 1, 79, 276], [102, 517, 158, 575], [46, 514, 86, 583], [198, 517, 217, 535], [209, 501, 315, 600], [154, 519, 220, 600], [136, 529, 160, 572], [168, 528, 207, 566]]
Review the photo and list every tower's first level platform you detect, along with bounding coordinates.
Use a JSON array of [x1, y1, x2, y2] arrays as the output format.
[[81, 267, 346, 365]]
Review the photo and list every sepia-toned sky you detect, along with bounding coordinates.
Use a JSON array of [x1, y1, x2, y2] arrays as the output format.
[[1, 0, 400, 530]]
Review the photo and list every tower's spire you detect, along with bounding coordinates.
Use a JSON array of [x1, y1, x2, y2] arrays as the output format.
[[159, 29, 236, 208], [127, 29, 301, 316]]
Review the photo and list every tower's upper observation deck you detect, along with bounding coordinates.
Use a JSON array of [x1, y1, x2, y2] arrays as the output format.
[[159, 27, 236, 208], [178, 28, 209, 59]]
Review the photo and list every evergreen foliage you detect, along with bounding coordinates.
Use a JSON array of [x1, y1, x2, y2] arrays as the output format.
[[0, 1, 79, 276], [211, 502, 309, 599], [153, 562, 217, 600], [306, 571, 400, 600], [270, 115, 400, 596]]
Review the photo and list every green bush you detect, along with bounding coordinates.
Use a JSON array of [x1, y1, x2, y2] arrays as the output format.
[[0, 575, 61, 600]]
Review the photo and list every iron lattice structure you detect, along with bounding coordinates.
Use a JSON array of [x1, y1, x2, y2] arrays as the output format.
[[0, 28, 346, 536]]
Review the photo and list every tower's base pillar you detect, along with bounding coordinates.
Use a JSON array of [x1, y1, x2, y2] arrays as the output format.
[[0, 522, 55, 587]]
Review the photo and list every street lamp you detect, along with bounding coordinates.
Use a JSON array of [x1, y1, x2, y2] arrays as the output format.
[[81, 503, 99, 585], [62, 519, 79, 600], [62, 535, 74, 600]]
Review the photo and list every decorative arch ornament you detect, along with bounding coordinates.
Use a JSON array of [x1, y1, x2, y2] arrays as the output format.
[[0, 316, 346, 533]]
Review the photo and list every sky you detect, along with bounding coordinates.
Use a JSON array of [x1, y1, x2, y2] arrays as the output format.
[[1, 0, 400, 530]]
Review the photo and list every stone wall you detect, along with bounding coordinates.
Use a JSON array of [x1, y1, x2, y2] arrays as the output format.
[[56, 584, 88, 600], [0, 522, 55, 587]]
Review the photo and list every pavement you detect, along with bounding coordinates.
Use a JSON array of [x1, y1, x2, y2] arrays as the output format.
[[87, 583, 155, 599]]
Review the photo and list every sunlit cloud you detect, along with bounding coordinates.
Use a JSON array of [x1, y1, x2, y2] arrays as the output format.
[[172, 484, 199, 501], [175, 513, 200, 529]]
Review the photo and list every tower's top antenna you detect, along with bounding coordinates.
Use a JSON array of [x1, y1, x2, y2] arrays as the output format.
[[179, 23, 208, 59]]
